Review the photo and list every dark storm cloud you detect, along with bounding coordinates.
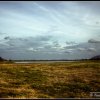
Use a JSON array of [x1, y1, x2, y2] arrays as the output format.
[[36, 35, 52, 41], [44, 45, 52, 49], [77, 47, 96, 52], [0, 34, 55, 60], [88, 39, 100, 43], [66, 41, 77, 45], [4, 36, 10, 40], [0, 35, 53, 54], [53, 41, 60, 47], [64, 41, 100, 55]]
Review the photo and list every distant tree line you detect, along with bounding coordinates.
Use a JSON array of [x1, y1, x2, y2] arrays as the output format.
[[0, 57, 6, 61], [0, 57, 13, 63]]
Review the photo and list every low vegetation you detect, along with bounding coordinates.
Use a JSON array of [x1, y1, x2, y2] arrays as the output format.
[[0, 61, 100, 98]]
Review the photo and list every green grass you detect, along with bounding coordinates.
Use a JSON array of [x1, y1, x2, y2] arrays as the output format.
[[0, 61, 100, 98]]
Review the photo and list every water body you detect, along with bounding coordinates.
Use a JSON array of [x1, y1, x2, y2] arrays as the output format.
[[15, 61, 75, 64]]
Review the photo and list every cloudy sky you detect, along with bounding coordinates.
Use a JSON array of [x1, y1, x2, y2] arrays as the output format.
[[0, 1, 100, 60]]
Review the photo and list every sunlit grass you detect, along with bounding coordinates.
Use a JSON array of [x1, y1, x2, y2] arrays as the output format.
[[0, 61, 100, 98]]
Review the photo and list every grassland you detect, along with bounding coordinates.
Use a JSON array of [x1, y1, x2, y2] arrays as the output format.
[[0, 61, 100, 98]]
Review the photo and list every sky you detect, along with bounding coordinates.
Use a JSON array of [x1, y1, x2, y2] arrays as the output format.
[[0, 1, 100, 60]]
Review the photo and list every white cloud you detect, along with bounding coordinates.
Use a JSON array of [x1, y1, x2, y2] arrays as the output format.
[[77, 48, 86, 51], [82, 14, 100, 29], [27, 47, 38, 52], [86, 48, 96, 52]]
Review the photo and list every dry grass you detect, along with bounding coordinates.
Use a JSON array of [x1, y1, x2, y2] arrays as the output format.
[[0, 61, 100, 98]]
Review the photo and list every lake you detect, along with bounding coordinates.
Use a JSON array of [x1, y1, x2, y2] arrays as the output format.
[[15, 61, 75, 64]]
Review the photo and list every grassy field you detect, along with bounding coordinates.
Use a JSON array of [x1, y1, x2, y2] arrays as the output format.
[[0, 61, 100, 98]]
